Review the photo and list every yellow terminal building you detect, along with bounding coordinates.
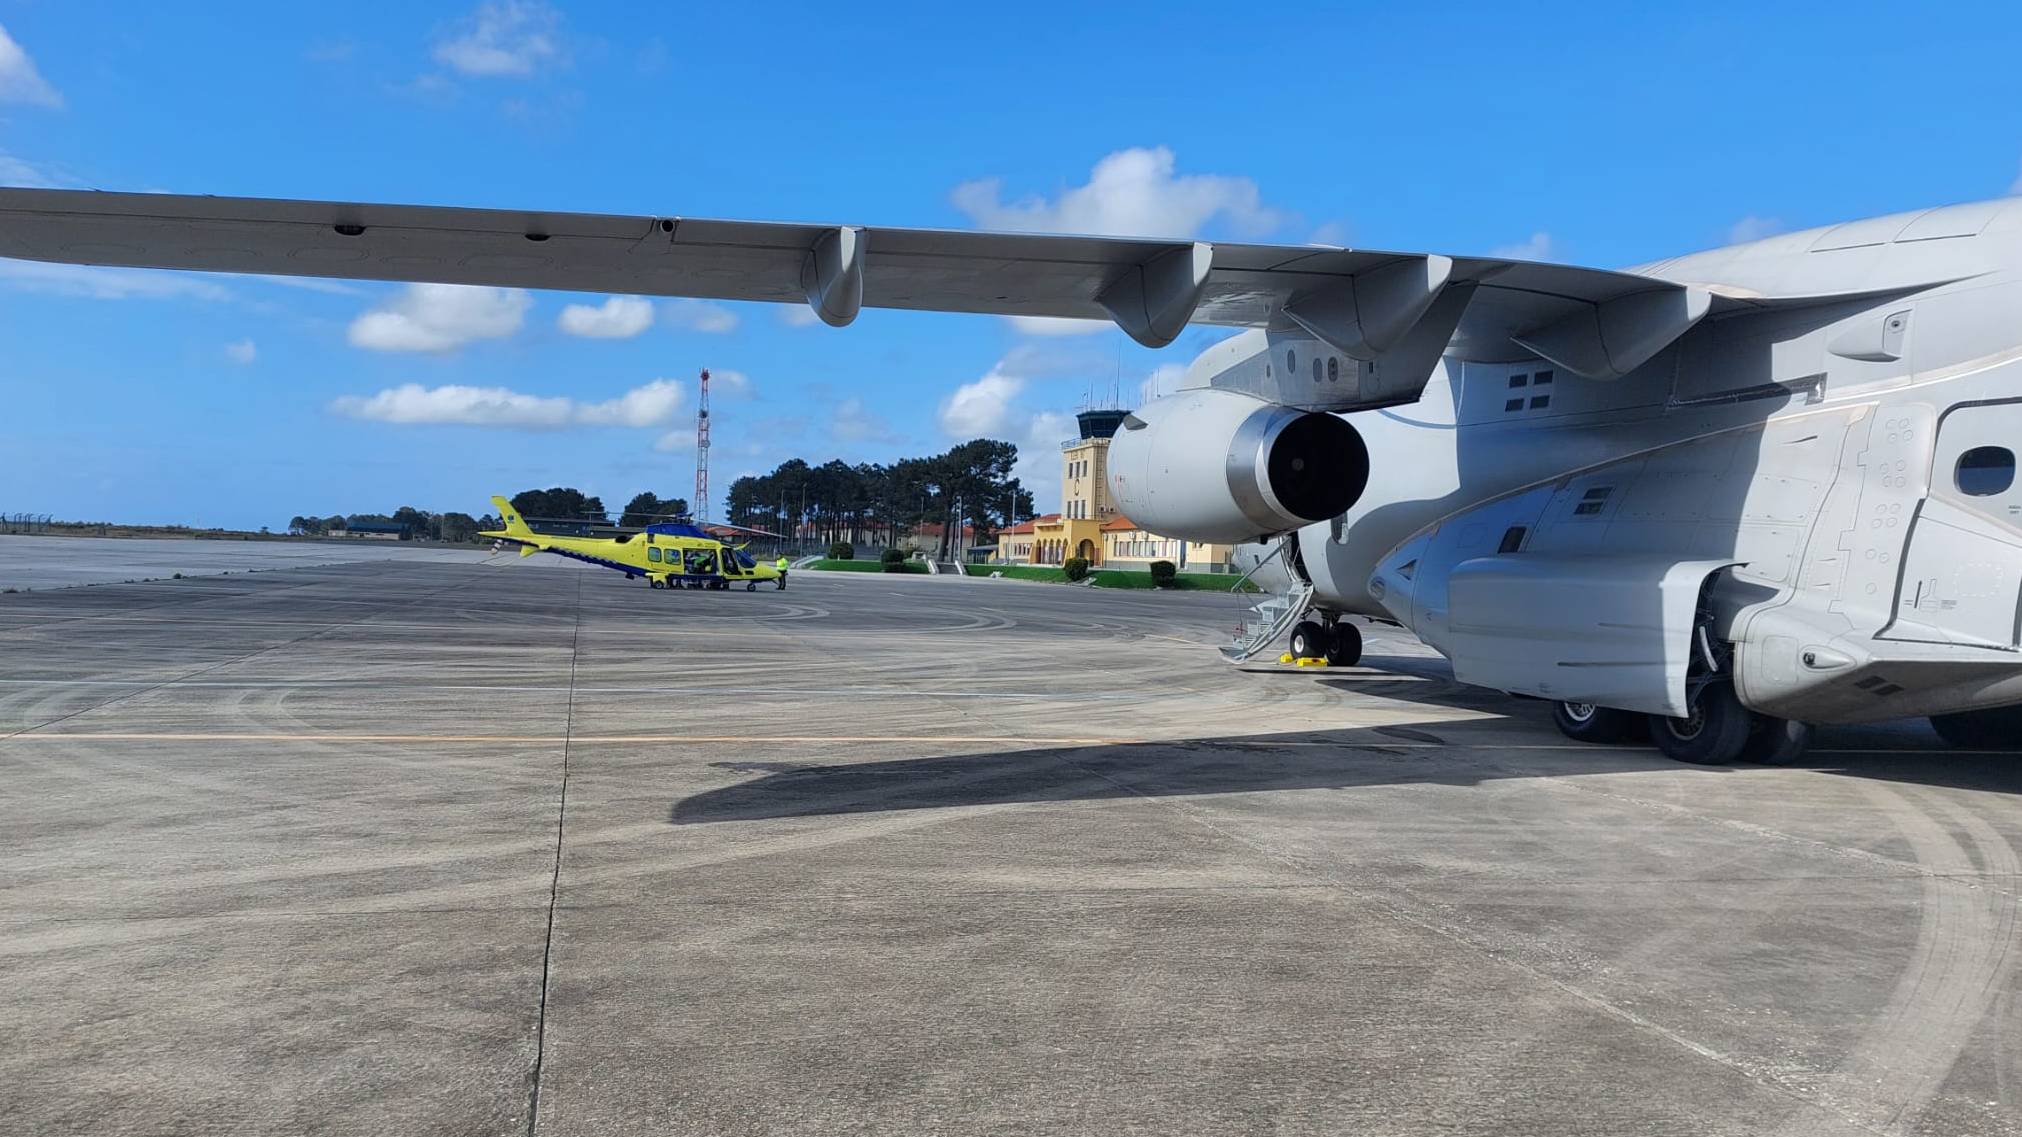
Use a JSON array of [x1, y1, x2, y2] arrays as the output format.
[[1000, 410, 1235, 572]]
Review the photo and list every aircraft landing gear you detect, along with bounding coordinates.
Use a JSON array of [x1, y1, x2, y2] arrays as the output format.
[[1643, 682, 1812, 766], [746, 581, 757, 592], [1288, 620, 1326, 660], [649, 579, 664, 589], [1552, 701, 1646, 744], [1291, 617, 1361, 666]]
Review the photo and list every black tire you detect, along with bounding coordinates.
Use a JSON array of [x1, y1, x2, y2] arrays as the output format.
[[1929, 706, 2022, 749], [746, 582, 757, 592], [1288, 620, 1327, 659], [1649, 683, 1753, 765], [1739, 716, 1812, 765], [1552, 700, 1644, 744], [649, 579, 663, 590], [1325, 622, 1363, 667]]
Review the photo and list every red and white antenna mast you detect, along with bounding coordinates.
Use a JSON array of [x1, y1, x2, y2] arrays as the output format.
[[694, 368, 711, 523]]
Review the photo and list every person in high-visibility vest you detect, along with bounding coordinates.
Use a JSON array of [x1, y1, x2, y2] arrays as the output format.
[[773, 555, 790, 590]]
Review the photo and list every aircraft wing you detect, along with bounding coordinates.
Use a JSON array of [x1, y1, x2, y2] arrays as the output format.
[[0, 187, 1736, 377]]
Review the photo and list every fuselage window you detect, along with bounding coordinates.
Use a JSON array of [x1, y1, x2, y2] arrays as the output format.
[[1286, 349, 1297, 373], [1327, 357, 1339, 383], [1312, 358, 1322, 384], [647, 547, 661, 562], [1956, 446, 2016, 496]]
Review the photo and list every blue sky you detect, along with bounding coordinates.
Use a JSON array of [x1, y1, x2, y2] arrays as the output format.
[[3, 1, 2021, 529]]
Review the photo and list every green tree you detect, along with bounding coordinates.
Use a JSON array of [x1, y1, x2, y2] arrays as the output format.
[[510, 488, 607, 525], [619, 492, 690, 527], [391, 505, 437, 540], [438, 512, 480, 542]]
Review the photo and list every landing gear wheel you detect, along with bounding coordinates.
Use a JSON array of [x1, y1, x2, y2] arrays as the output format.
[[1288, 620, 1327, 660], [1739, 716, 1812, 766], [1649, 683, 1753, 765], [1929, 706, 2022, 749], [649, 579, 664, 590], [1325, 621, 1362, 667], [746, 581, 757, 592], [1553, 701, 1644, 744]]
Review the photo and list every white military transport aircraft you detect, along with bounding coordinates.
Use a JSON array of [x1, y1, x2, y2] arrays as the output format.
[[4, 187, 2020, 765]]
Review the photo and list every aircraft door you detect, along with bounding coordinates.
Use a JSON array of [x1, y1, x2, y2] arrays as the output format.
[[1885, 400, 2022, 649]]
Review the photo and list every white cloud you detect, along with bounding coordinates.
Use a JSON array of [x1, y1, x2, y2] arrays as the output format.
[[1139, 362, 1187, 405], [662, 298, 739, 334], [251, 274, 366, 296], [778, 305, 821, 328], [1015, 410, 1077, 516], [347, 283, 530, 352], [653, 430, 695, 453], [952, 146, 1281, 239], [710, 368, 752, 398], [333, 384, 571, 427], [1307, 220, 1352, 247], [558, 295, 653, 338], [1489, 232, 1557, 262], [0, 23, 62, 107], [938, 371, 1024, 437], [332, 377, 684, 429], [575, 378, 684, 427], [225, 339, 257, 365], [0, 260, 233, 301], [0, 150, 71, 188], [1008, 315, 1110, 337], [1726, 215, 1786, 245], [831, 397, 901, 444], [432, 1, 562, 77]]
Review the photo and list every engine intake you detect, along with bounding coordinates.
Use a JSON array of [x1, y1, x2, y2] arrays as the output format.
[[1107, 390, 1368, 544]]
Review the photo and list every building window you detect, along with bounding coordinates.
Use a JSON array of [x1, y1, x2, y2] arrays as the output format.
[[1504, 397, 1525, 413], [1534, 370, 1554, 386], [1509, 374, 1528, 388], [1529, 395, 1551, 410], [1957, 446, 2016, 496]]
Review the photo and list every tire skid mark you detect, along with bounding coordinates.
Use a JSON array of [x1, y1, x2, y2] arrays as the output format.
[[1774, 783, 2020, 1136]]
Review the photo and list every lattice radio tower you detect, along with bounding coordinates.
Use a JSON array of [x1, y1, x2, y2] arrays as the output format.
[[694, 368, 711, 523]]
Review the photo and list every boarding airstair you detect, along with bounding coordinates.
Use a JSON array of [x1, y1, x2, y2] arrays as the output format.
[[1218, 537, 1315, 663]]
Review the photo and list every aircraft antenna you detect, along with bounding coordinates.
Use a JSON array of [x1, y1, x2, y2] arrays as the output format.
[[694, 367, 711, 523]]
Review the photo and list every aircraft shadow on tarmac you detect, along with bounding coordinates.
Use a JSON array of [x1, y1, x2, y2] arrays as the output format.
[[671, 701, 2018, 826]]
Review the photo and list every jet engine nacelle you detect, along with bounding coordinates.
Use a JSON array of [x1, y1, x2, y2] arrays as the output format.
[[1107, 389, 1369, 545]]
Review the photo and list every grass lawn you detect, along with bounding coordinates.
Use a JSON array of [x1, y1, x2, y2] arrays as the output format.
[[806, 558, 926, 574]]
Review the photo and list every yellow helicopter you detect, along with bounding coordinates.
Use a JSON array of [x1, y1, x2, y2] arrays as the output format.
[[480, 496, 787, 591]]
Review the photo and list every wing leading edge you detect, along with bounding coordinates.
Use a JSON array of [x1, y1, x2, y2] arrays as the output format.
[[0, 186, 1729, 379]]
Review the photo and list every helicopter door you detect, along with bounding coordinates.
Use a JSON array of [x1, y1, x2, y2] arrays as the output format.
[[1885, 399, 2022, 649], [721, 551, 743, 577]]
